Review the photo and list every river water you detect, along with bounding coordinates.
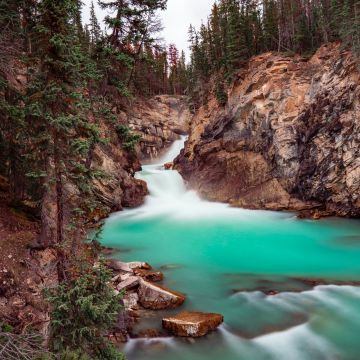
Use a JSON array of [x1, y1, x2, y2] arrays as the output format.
[[101, 137, 360, 360]]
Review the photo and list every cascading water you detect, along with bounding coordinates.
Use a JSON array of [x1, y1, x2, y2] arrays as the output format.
[[102, 137, 360, 360]]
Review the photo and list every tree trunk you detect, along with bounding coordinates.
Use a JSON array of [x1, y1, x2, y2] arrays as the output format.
[[53, 132, 66, 282]]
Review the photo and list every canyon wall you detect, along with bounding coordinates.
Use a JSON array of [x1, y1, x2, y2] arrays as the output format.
[[175, 43, 360, 217], [92, 94, 190, 213], [129, 95, 190, 160]]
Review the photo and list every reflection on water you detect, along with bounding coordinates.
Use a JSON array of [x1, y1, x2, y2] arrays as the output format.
[[101, 136, 360, 360]]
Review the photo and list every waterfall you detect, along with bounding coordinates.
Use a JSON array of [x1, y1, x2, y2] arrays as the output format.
[[133, 136, 272, 220]]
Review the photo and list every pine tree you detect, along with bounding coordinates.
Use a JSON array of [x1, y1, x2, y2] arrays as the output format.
[[89, 1, 102, 47], [263, 0, 279, 51], [26, 0, 105, 280], [226, 0, 246, 75]]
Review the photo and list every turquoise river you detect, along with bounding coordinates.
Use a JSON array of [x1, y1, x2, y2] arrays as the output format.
[[100, 137, 360, 360]]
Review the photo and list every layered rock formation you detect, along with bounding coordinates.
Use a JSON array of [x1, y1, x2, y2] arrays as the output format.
[[176, 43, 360, 217], [92, 120, 148, 212], [128, 95, 190, 160]]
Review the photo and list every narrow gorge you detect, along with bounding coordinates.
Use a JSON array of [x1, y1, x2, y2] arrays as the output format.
[[1, 1, 360, 360]]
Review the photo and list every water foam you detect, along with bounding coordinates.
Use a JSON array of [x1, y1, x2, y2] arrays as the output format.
[[109, 136, 290, 222]]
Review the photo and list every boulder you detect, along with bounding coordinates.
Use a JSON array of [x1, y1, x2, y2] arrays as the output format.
[[164, 162, 174, 170], [107, 260, 152, 273], [162, 311, 224, 337], [128, 262, 152, 270], [123, 292, 139, 310], [107, 260, 133, 273], [116, 276, 140, 292], [138, 280, 185, 310], [134, 268, 164, 282]]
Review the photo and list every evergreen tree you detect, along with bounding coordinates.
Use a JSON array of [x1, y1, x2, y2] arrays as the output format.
[[27, 0, 104, 280], [89, 1, 102, 47]]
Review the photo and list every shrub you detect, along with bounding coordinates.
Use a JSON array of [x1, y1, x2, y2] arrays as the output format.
[[45, 260, 125, 360], [215, 80, 228, 107], [115, 125, 141, 152]]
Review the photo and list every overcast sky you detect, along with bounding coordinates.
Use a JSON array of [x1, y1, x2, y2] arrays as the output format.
[[82, 0, 214, 60]]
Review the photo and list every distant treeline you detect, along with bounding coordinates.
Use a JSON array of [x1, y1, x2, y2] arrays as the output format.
[[187, 0, 360, 105]]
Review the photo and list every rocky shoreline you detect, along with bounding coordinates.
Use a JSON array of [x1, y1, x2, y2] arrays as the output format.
[[105, 257, 224, 342]]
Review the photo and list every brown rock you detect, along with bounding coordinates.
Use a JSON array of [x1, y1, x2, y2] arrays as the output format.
[[136, 329, 163, 338], [164, 162, 174, 170], [162, 311, 224, 337], [134, 269, 164, 282], [128, 95, 190, 160], [107, 260, 152, 273], [175, 43, 360, 217], [123, 292, 139, 310], [138, 279, 185, 310], [297, 209, 335, 220], [116, 276, 140, 292]]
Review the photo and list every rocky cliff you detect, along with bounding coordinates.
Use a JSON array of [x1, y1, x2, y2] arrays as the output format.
[[175, 43, 360, 217], [92, 94, 190, 214], [110, 95, 190, 162], [128, 95, 190, 160]]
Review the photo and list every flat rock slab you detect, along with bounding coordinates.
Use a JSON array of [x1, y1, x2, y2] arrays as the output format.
[[162, 311, 224, 337], [138, 280, 185, 310], [116, 276, 139, 292], [107, 260, 151, 273]]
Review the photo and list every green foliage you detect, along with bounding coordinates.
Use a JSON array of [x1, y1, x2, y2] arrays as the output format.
[[116, 125, 141, 152], [45, 260, 124, 360], [215, 79, 228, 107], [0, 322, 14, 333], [115, 81, 132, 98], [188, 0, 360, 106]]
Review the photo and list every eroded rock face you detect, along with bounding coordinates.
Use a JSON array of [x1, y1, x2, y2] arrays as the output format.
[[128, 95, 190, 160], [138, 279, 186, 310], [91, 119, 148, 213], [162, 311, 224, 337], [175, 43, 360, 217]]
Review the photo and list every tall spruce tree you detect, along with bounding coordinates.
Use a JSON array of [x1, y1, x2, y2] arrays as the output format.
[[89, 1, 102, 47], [26, 0, 104, 280]]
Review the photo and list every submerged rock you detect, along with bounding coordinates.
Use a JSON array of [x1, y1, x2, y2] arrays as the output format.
[[138, 279, 185, 310], [160, 264, 182, 271], [162, 311, 224, 337]]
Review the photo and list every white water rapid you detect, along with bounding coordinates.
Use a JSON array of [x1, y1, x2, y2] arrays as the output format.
[[127, 136, 281, 221]]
